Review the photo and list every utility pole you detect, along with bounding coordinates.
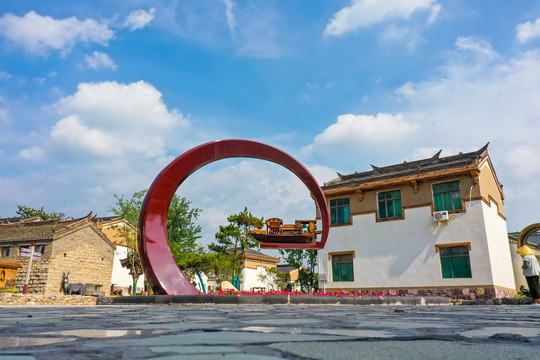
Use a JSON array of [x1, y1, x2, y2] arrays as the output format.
[[22, 242, 36, 294]]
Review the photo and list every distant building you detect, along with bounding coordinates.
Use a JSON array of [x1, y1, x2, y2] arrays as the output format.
[[241, 248, 280, 291], [317, 144, 516, 299], [0, 214, 115, 295]]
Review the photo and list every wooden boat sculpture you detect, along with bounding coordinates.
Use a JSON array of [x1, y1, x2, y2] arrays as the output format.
[[249, 218, 317, 243]]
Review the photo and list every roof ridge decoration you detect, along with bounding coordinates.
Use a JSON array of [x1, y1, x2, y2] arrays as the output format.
[[322, 143, 492, 191]]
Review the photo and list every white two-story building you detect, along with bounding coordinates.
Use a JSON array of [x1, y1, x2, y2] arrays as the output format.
[[318, 144, 516, 299]]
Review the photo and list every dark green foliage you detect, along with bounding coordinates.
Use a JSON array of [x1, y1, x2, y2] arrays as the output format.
[[16, 205, 67, 220], [279, 249, 319, 292], [110, 190, 203, 293], [209, 207, 263, 284]]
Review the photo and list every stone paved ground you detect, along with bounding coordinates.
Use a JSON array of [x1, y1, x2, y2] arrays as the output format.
[[0, 304, 539, 359]]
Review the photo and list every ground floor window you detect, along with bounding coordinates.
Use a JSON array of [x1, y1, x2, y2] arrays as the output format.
[[439, 245, 472, 278], [331, 253, 354, 282], [1, 246, 9, 257]]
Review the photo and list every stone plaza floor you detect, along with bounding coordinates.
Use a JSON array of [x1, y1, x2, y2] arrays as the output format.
[[0, 303, 539, 359]]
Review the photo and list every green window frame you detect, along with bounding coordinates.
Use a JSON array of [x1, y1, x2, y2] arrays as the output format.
[[433, 181, 462, 211], [378, 190, 402, 219], [330, 198, 350, 225], [332, 253, 354, 282], [439, 245, 472, 278]]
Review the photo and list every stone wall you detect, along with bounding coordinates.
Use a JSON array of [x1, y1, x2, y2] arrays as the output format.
[[5, 242, 53, 294], [3, 223, 115, 295], [45, 225, 114, 295], [347, 286, 516, 300]]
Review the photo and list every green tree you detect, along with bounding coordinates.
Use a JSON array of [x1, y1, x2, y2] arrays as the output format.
[[209, 207, 263, 288], [279, 249, 319, 292], [110, 190, 203, 294], [16, 205, 67, 220], [109, 190, 147, 295], [257, 266, 288, 291]]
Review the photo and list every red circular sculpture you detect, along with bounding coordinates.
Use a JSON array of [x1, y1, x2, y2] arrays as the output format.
[[138, 139, 330, 295]]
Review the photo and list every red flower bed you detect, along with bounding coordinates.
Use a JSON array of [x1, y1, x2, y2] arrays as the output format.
[[207, 289, 396, 296]]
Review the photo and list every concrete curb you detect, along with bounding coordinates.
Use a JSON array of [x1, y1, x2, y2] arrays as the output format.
[[111, 295, 450, 306]]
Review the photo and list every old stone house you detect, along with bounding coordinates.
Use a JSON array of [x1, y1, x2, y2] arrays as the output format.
[[318, 144, 516, 299], [0, 214, 115, 294]]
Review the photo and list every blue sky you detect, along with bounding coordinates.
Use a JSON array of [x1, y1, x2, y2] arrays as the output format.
[[2, 1, 540, 245]]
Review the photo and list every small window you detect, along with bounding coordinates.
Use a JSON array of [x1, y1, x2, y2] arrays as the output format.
[[1, 247, 10, 257], [330, 198, 350, 225], [331, 253, 354, 282], [35, 245, 45, 254], [19, 246, 30, 256], [378, 190, 402, 219], [439, 245, 472, 278], [433, 181, 462, 211]]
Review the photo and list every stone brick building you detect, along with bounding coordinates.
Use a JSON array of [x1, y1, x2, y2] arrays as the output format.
[[0, 214, 115, 294]]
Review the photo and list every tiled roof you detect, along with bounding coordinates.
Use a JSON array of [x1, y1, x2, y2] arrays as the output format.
[[0, 216, 91, 243], [0, 216, 43, 225], [277, 265, 296, 274], [245, 248, 280, 262], [323, 143, 489, 191]]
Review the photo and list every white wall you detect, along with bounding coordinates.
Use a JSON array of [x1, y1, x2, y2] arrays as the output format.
[[319, 199, 515, 291], [241, 265, 276, 291], [509, 241, 528, 291], [481, 201, 516, 290], [111, 245, 145, 292]]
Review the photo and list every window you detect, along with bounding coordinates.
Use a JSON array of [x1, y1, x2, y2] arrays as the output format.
[[1, 247, 10, 257], [378, 190, 402, 219], [19, 245, 30, 256], [35, 245, 45, 254], [433, 181, 462, 211], [331, 253, 354, 282], [330, 198, 350, 225], [439, 245, 472, 278]]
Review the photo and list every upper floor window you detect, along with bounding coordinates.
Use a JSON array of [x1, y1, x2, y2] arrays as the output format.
[[378, 190, 402, 219], [330, 198, 350, 225], [1, 247, 10, 257], [331, 253, 354, 282], [439, 245, 472, 278], [432, 181, 462, 211], [35, 244, 45, 254]]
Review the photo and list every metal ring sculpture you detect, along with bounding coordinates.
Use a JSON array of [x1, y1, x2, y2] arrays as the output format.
[[517, 223, 540, 248], [138, 139, 330, 295]]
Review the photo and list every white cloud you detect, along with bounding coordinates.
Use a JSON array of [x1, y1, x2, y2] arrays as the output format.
[[223, 0, 237, 35], [455, 36, 496, 59], [324, 0, 440, 37], [501, 145, 540, 178], [124, 8, 155, 31], [516, 18, 540, 44], [383, 39, 540, 231], [396, 81, 415, 97], [51, 81, 189, 158], [0, 11, 114, 56], [0, 71, 12, 80], [380, 24, 424, 50], [316, 113, 416, 147], [179, 159, 322, 245], [84, 51, 117, 70], [17, 146, 46, 162]]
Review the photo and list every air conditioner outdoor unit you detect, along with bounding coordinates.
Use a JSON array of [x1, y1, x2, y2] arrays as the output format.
[[433, 211, 449, 221]]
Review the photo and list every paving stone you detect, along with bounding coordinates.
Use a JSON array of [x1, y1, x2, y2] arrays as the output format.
[[0, 304, 539, 359], [269, 340, 540, 360]]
